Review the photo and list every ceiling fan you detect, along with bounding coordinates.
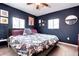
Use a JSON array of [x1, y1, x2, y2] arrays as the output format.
[[27, 3, 50, 10]]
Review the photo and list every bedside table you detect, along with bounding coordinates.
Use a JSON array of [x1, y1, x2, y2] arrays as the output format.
[[0, 39, 8, 47], [0, 39, 7, 42]]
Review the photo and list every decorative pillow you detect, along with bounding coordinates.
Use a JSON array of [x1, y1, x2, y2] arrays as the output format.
[[23, 28, 32, 35], [31, 29, 37, 34]]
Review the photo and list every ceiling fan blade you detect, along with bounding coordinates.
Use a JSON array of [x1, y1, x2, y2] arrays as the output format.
[[27, 3, 33, 5], [42, 3, 49, 7]]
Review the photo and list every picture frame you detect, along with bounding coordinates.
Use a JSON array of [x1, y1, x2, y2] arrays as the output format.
[[39, 23, 41, 26], [28, 16, 34, 26], [38, 19, 46, 26], [42, 23, 45, 26], [0, 17, 8, 24], [39, 19, 41, 23], [0, 9, 8, 17]]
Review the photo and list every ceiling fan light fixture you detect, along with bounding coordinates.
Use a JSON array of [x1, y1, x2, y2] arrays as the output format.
[[27, 3, 50, 10], [35, 3, 41, 5]]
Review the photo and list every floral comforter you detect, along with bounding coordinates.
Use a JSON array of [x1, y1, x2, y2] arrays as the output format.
[[9, 33, 59, 56]]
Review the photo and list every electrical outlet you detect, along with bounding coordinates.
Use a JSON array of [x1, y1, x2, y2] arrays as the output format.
[[67, 37, 70, 40]]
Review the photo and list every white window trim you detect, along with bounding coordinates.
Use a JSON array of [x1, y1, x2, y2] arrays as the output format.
[[12, 17, 25, 28], [48, 18, 59, 29]]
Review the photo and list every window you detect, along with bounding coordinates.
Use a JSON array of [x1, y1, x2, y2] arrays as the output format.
[[48, 18, 59, 29], [12, 17, 25, 28]]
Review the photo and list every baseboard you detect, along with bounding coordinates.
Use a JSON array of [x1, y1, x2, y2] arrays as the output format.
[[59, 42, 78, 48]]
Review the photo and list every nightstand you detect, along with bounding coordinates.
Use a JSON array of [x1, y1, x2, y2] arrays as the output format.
[[0, 39, 7, 42], [0, 39, 8, 47]]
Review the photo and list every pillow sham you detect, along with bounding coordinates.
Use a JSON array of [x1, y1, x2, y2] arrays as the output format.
[[31, 29, 37, 34], [23, 28, 32, 35]]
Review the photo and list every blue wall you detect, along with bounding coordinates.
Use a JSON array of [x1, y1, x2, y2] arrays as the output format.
[[0, 3, 36, 39], [35, 6, 79, 45]]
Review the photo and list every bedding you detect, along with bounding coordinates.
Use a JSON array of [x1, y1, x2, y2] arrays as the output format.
[[9, 33, 59, 56]]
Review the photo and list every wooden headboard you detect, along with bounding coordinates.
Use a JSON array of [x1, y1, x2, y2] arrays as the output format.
[[12, 29, 24, 36]]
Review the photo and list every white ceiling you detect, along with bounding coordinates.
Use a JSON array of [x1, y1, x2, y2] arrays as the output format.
[[4, 3, 79, 16]]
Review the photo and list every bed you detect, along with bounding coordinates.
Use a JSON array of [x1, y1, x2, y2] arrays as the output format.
[[8, 28, 59, 56]]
